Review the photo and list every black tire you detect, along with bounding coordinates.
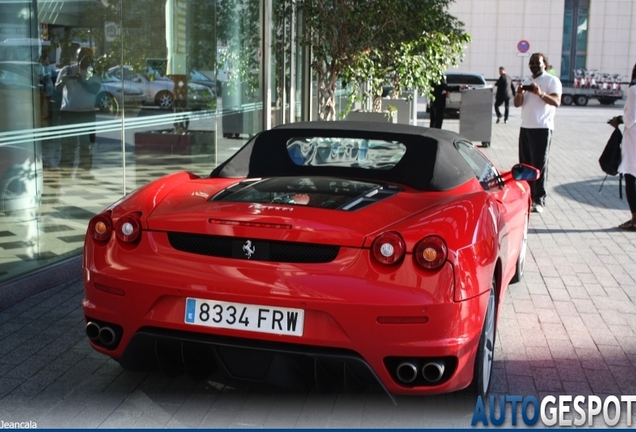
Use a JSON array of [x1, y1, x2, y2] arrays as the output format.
[[96, 92, 117, 114], [510, 214, 529, 284], [561, 94, 573, 106], [481, 142, 490, 148], [156, 91, 174, 110], [574, 95, 588, 106], [598, 98, 616, 106], [470, 280, 496, 397]]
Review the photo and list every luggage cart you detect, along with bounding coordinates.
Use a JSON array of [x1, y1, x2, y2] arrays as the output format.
[[459, 87, 493, 147]]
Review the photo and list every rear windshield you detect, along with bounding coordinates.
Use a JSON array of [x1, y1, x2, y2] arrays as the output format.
[[446, 74, 486, 85], [286, 137, 406, 170]]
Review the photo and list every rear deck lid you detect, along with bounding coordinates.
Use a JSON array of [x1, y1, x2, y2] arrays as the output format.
[[146, 176, 434, 247]]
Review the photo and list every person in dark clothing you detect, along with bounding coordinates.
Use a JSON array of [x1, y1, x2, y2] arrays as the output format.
[[493, 66, 515, 123], [55, 46, 101, 179], [609, 62, 636, 231], [429, 76, 464, 129]]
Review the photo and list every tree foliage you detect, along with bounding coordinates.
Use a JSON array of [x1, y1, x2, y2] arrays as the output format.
[[280, 0, 470, 120], [217, 0, 261, 97]]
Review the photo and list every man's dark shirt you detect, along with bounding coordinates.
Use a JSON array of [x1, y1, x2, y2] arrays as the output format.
[[431, 79, 461, 108], [494, 73, 515, 100]]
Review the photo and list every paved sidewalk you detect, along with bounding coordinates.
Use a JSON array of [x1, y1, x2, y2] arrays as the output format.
[[1, 101, 635, 428]]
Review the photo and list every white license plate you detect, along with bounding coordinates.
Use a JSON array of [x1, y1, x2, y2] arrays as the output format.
[[184, 297, 304, 337]]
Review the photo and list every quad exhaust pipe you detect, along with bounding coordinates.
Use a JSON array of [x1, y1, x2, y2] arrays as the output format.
[[422, 361, 445, 383], [85, 321, 121, 348], [395, 360, 445, 384], [85, 321, 101, 340], [396, 362, 418, 383]]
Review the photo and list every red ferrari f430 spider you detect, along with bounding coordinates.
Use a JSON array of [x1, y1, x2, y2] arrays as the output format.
[[82, 121, 539, 401]]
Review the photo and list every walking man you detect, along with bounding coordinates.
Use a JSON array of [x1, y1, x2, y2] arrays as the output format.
[[493, 66, 515, 123], [514, 53, 562, 213]]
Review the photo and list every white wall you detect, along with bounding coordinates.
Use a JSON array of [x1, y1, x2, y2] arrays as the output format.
[[447, 0, 636, 83], [586, 0, 636, 80]]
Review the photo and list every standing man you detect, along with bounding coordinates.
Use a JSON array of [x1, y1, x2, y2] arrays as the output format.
[[514, 53, 562, 213], [55, 46, 101, 179], [429, 76, 465, 129], [493, 66, 515, 124]]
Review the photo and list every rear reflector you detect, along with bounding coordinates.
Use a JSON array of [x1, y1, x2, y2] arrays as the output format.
[[94, 283, 126, 296]]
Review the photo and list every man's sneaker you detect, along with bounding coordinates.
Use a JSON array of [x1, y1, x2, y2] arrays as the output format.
[[531, 203, 544, 213], [496, 117, 501, 123], [504, 119, 508, 124]]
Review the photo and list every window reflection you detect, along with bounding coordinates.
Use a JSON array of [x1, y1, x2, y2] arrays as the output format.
[[0, 0, 272, 284]]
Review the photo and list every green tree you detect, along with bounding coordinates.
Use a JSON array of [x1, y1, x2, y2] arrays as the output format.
[[279, 0, 469, 120], [217, 0, 261, 97], [344, 3, 470, 112]]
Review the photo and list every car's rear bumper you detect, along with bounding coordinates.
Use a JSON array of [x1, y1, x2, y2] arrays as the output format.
[[82, 233, 488, 395], [117, 326, 397, 401]]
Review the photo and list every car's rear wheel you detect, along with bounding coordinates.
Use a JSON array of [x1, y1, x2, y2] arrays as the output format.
[[470, 280, 496, 397], [96, 92, 117, 114], [156, 91, 174, 110], [510, 214, 529, 284]]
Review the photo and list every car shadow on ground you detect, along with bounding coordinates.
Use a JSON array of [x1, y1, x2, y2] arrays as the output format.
[[553, 177, 625, 210]]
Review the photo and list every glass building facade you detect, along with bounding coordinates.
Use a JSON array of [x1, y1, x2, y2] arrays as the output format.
[[0, 0, 310, 285], [561, 0, 590, 84]]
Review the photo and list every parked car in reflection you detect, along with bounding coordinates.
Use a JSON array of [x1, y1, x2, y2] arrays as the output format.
[[96, 72, 145, 114], [189, 69, 217, 96], [107, 66, 215, 110], [445, 71, 489, 115], [0, 145, 43, 219]]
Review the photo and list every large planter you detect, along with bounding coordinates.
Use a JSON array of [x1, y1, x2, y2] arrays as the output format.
[[133, 130, 217, 186], [381, 98, 412, 124], [134, 129, 216, 166], [346, 110, 397, 123]]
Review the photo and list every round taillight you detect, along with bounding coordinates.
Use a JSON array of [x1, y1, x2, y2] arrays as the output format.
[[115, 213, 142, 243], [414, 235, 448, 270], [89, 213, 112, 242], [372, 231, 405, 265]]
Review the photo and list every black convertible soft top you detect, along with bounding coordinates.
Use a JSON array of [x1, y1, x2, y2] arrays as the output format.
[[210, 121, 476, 191]]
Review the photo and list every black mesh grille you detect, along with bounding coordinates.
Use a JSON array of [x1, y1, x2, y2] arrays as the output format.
[[167, 232, 340, 263]]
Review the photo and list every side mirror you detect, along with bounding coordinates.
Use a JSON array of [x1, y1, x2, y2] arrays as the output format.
[[511, 163, 540, 181]]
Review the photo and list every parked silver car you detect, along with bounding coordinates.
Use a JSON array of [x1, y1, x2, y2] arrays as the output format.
[[107, 66, 215, 110], [96, 72, 145, 114], [445, 71, 489, 114]]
